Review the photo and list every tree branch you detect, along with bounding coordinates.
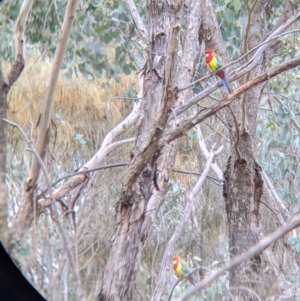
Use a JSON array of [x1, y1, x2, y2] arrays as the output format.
[[177, 212, 300, 301], [164, 55, 300, 144], [151, 145, 223, 301], [125, 0, 148, 44], [3, 118, 84, 299], [196, 125, 224, 180], [28, 0, 79, 185], [6, 0, 34, 90]]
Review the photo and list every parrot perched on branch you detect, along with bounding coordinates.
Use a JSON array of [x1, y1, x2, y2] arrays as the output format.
[[204, 49, 233, 94], [172, 255, 195, 285]]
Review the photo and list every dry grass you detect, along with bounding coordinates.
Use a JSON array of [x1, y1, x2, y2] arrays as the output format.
[[6, 58, 137, 151]]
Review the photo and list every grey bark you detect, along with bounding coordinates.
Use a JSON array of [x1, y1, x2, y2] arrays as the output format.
[[0, 71, 9, 247], [200, 0, 296, 299], [98, 2, 182, 300]]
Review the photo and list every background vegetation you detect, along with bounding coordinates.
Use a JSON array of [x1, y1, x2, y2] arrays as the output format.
[[1, 0, 300, 300]]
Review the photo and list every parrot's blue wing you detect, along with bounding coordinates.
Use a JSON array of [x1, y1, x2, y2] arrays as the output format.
[[181, 262, 190, 274]]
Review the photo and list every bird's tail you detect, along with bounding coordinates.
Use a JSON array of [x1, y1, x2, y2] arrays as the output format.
[[221, 77, 233, 94], [188, 274, 195, 285]]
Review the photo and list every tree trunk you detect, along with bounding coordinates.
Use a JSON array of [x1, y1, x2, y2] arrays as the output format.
[[0, 52, 25, 248], [224, 133, 264, 299], [222, 0, 269, 298], [0, 71, 9, 247], [200, 0, 268, 298], [98, 2, 181, 300]]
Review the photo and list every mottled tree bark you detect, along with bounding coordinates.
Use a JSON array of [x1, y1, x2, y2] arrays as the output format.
[[201, 0, 267, 299], [98, 2, 181, 300], [0, 71, 9, 248]]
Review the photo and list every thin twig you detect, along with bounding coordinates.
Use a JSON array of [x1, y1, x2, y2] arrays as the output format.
[[152, 145, 223, 301], [3, 118, 84, 299], [178, 28, 300, 93], [242, 0, 260, 53], [176, 211, 300, 301]]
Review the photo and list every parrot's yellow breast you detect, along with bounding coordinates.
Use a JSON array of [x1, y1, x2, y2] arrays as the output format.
[[207, 56, 219, 72], [174, 263, 185, 278]]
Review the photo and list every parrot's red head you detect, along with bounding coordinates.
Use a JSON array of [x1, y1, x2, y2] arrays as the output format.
[[172, 255, 180, 270], [204, 49, 214, 63]]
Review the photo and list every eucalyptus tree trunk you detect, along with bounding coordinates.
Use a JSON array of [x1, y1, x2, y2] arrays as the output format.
[[0, 2, 28, 244], [0, 71, 9, 247], [201, 0, 293, 299], [223, 0, 266, 297], [98, 2, 181, 300]]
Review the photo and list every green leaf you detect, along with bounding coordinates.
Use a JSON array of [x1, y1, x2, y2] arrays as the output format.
[[232, 0, 242, 11], [122, 63, 132, 75]]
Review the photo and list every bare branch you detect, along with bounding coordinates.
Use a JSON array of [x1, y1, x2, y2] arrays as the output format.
[[177, 212, 300, 301], [6, 0, 34, 89], [14, 0, 34, 59], [262, 170, 291, 218], [3, 118, 85, 299], [291, 118, 300, 131], [151, 145, 223, 301], [165, 55, 300, 143], [40, 138, 135, 205], [38, 77, 142, 205], [100, 101, 140, 151], [196, 125, 224, 180], [242, 0, 260, 53], [178, 26, 300, 95], [28, 0, 79, 184], [125, 0, 148, 44]]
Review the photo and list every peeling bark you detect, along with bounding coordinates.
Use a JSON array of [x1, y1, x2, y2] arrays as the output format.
[[98, 2, 181, 300], [223, 133, 264, 298]]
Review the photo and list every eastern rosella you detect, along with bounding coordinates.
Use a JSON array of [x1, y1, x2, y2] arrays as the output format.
[[172, 255, 195, 284], [204, 49, 233, 94]]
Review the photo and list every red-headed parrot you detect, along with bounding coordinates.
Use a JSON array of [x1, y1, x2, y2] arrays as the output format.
[[172, 255, 195, 284], [204, 49, 233, 94]]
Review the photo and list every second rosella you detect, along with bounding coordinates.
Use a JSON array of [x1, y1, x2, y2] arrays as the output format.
[[172, 255, 195, 284], [204, 49, 233, 94]]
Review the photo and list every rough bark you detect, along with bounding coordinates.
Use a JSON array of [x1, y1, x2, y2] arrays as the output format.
[[98, 2, 300, 299], [223, 1, 297, 298], [0, 71, 9, 247], [200, 0, 266, 299], [98, 2, 181, 300], [151, 1, 202, 299]]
